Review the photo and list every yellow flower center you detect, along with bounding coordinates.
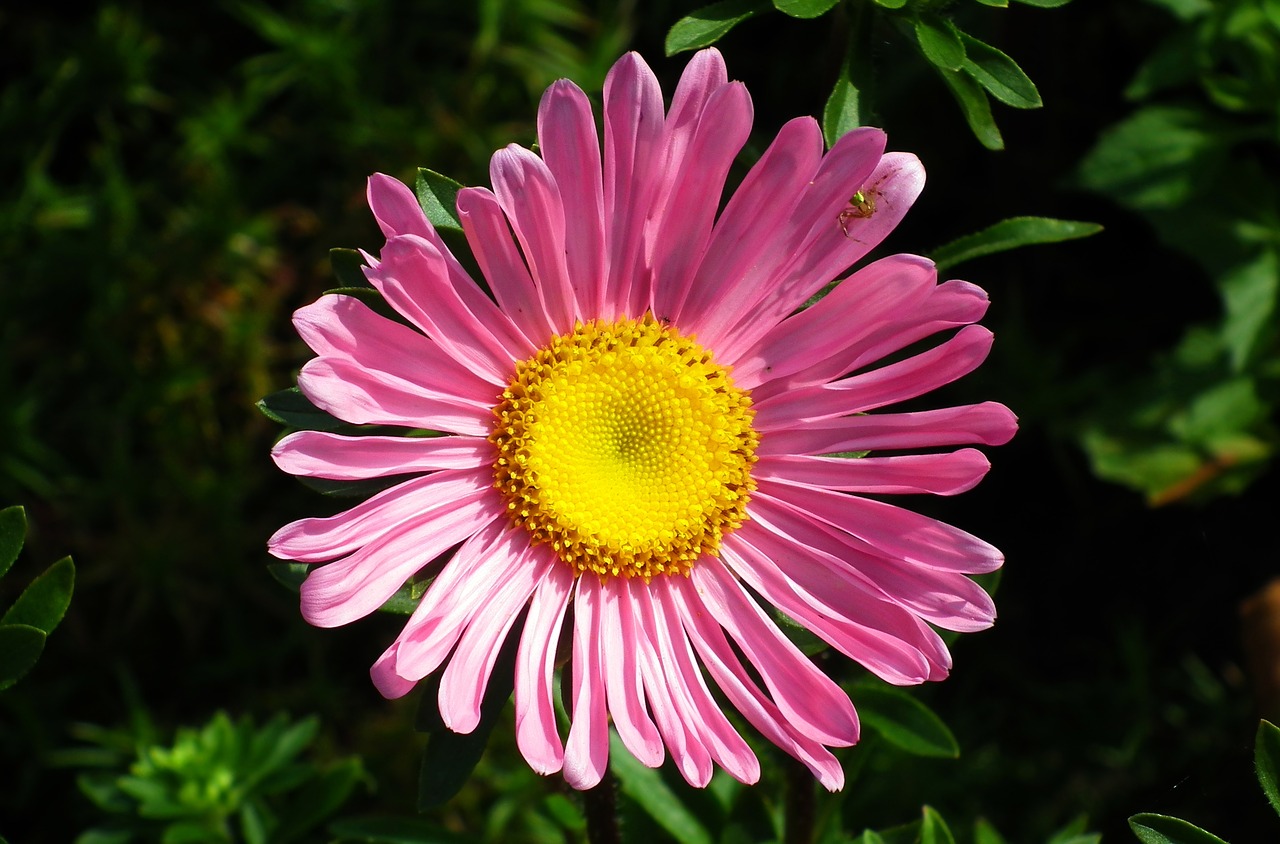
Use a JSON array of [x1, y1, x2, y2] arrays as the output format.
[[490, 315, 758, 579]]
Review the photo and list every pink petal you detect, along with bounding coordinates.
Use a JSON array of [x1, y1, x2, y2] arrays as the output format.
[[563, 575, 610, 790], [490, 145, 577, 332], [689, 557, 859, 747], [515, 559, 574, 774], [668, 581, 847, 790], [297, 356, 491, 436], [677, 116, 826, 338], [269, 466, 492, 563], [538, 80, 607, 318], [293, 294, 498, 407], [599, 577, 664, 767], [602, 52, 665, 317], [731, 253, 936, 390], [439, 541, 555, 733], [649, 81, 754, 323], [754, 449, 992, 497], [457, 186, 556, 347], [757, 480, 1004, 574], [757, 401, 1019, 454], [298, 486, 504, 627], [368, 236, 528, 385], [272, 431, 490, 480], [370, 641, 416, 699]]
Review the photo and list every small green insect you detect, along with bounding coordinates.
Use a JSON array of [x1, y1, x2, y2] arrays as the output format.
[[839, 189, 877, 237]]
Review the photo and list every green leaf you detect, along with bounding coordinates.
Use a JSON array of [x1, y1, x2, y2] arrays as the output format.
[[268, 563, 309, 593], [921, 807, 957, 844], [960, 33, 1041, 108], [852, 683, 960, 757], [257, 388, 346, 432], [914, 16, 966, 71], [0, 505, 25, 580], [974, 818, 1008, 844], [274, 758, 366, 843], [1128, 813, 1228, 844], [330, 248, 371, 289], [0, 623, 46, 691], [414, 169, 463, 233], [931, 216, 1103, 272], [937, 67, 1004, 150], [873, 0, 908, 8], [1047, 815, 1101, 844], [773, 0, 840, 18], [416, 625, 520, 809], [328, 815, 473, 844], [665, 0, 770, 55], [1011, 0, 1073, 7], [1139, 0, 1210, 18], [611, 733, 714, 844], [823, 20, 877, 147], [1, 556, 73, 634], [855, 831, 888, 844], [1221, 250, 1279, 370], [973, 0, 1009, 6], [1256, 720, 1280, 816]]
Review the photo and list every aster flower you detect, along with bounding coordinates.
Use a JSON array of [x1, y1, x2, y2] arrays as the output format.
[[269, 48, 1016, 791]]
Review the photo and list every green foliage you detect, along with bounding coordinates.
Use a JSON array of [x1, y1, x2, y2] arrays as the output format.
[[610, 733, 715, 844], [1128, 814, 1229, 844], [850, 682, 961, 759], [1073, 0, 1280, 503], [666, 0, 1065, 149], [1257, 720, 1280, 816], [74, 711, 366, 844], [0, 505, 74, 691], [931, 217, 1104, 273]]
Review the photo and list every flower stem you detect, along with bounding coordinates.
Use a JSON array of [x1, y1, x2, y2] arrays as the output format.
[[584, 766, 621, 844], [784, 755, 815, 844]]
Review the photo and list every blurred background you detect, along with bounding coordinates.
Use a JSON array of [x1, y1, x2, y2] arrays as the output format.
[[2, 0, 1277, 841]]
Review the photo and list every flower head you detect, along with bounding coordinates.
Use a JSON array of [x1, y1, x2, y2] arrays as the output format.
[[269, 48, 1017, 791]]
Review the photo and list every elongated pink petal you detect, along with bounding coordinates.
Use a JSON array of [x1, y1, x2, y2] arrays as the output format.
[[515, 559, 574, 774], [457, 186, 556, 347], [668, 581, 847, 790], [757, 401, 1019, 454], [439, 541, 555, 733], [649, 81, 753, 323], [602, 52, 665, 316], [293, 294, 498, 407], [269, 467, 492, 562], [563, 575, 609, 789], [539, 80, 607, 318], [368, 236, 527, 384], [677, 116, 826, 337], [370, 642, 416, 699], [754, 326, 994, 423], [297, 356, 491, 436], [490, 145, 577, 331], [272, 431, 490, 480], [299, 488, 504, 627], [754, 450, 992, 496], [757, 480, 1004, 574], [599, 577, 664, 767], [732, 253, 935, 389], [689, 557, 859, 746]]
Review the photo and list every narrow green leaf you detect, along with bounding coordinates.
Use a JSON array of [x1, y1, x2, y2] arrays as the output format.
[[1046, 814, 1098, 843], [921, 807, 957, 844], [773, 0, 840, 18], [873, 0, 908, 8], [1221, 250, 1279, 371], [915, 16, 966, 71], [974, 818, 1008, 844], [973, 0, 1009, 6], [1256, 720, 1280, 816], [268, 563, 309, 593], [852, 683, 960, 758], [960, 33, 1041, 108], [823, 18, 877, 147], [611, 733, 714, 844], [1011, 0, 1073, 6], [257, 388, 346, 432], [1, 556, 73, 634], [1128, 814, 1229, 844], [930, 216, 1103, 271], [330, 248, 371, 289], [937, 67, 1004, 150], [0, 506, 25, 580], [416, 625, 520, 809], [665, 0, 771, 55], [414, 169, 463, 233], [0, 623, 46, 691], [855, 831, 888, 844]]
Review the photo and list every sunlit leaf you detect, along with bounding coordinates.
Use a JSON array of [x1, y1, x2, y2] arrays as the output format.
[[974, 818, 1008, 844], [921, 807, 957, 844], [931, 217, 1102, 272], [973, 0, 1009, 6], [1128, 813, 1228, 844], [415, 168, 463, 233], [960, 33, 1041, 108], [1221, 250, 1279, 370], [257, 388, 346, 432], [0, 556, 74, 635], [0, 506, 25, 580], [873, 0, 908, 8], [611, 732, 714, 844], [1257, 720, 1280, 816], [914, 15, 966, 71], [852, 683, 960, 757], [773, 0, 840, 18], [1011, 0, 1073, 7], [937, 67, 1004, 150], [0, 623, 45, 691], [665, 0, 771, 55]]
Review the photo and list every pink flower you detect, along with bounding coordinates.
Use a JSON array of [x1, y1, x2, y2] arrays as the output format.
[[269, 48, 1016, 791]]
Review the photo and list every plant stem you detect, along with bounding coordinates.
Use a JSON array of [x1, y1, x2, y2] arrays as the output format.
[[784, 755, 815, 844], [584, 765, 620, 844]]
